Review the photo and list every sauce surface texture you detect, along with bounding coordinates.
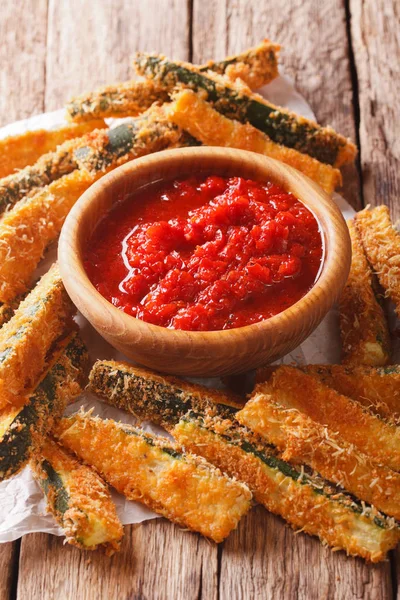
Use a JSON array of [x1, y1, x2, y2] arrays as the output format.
[[84, 176, 323, 331]]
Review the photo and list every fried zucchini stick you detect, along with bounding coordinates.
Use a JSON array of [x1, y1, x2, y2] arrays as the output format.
[[172, 412, 399, 562], [237, 393, 400, 519], [53, 412, 252, 543], [89, 360, 242, 427], [0, 294, 25, 329], [0, 170, 102, 302], [134, 52, 357, 166], [66, 41, 280, 123], [256, 364, 400, 422], [31, 437, 123, 552], [0, 120, 106, 179], [260, 367, 400, 472], [0, 265, 75, 408], [356, 205, 400, 316], [167, 90, 342, 193], [0, 331, 87, 480], [339, 219, 390, 365]]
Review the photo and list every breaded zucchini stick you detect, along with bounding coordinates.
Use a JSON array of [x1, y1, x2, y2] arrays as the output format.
[[31, 437, 123, 552], [256, 364, 400, 422], [0, 294, 26, 329], [53, 412, 252, 543], [237, 393, 400, 519], [356, 205, 400, 316], [0, 331, 87, 480], [0, 265, 75, 407], [89, 360, 242, 427], [66, 41, 280, 123], [167, 90, 342, 193], [260, 367, 400, 472], [0, 170, 102, 302], [134, 52, 357, 166], [0, 120, 106, 179], [173, 411, 399, 562], [339, 219, 390, 365]]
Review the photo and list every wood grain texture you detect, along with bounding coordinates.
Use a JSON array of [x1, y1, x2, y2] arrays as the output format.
[[350, 0, 400, 219], [17, 521, 217, 600], [44, 0, 190, 109], [0, 0, 48, 126], [0, 542, 18, 600], [192, 0, 361, 209]]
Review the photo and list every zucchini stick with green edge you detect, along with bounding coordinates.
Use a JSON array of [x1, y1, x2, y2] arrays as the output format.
[[133, 52, 357, 166], [0, 170, 103, 303], [339, 219, 390, 366], [236, 392, 400, 520], [0, 331, 87, 481], [31, 438, 123, 553], [0, 119, 106, 179], [0, 264, 75, 408], [66, 40, 280, 123], [167, 90, 342, 193], [172, 411, 399, 562], [88, 359, 243, 428], [256, 364, 400, 422], [355, 205, 400, 317], [256, 366, 400, 472], [53, 412, 252, 543]]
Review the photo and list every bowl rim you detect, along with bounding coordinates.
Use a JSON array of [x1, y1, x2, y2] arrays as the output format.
[[59, 146, 351, 353]]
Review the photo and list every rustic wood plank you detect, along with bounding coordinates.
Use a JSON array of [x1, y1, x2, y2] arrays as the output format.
[[0, 0, 48, 126], [192, 0, 361, 209], [350, 0, 400, 219], [17, 521, 217, 600], [44, 0, 191, 110], [0, 542, 18, 600]]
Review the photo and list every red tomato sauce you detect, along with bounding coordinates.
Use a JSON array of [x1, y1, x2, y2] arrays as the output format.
[[84, 175, 323, 331]]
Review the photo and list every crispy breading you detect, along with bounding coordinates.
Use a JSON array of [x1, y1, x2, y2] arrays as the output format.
[[258, 366, 400, 471], [0, 120, 106, 178], [256, 363, 400, 422], [0, 332, 87, 480], [339, 219, 390, 365], [0, 294, 26, 329], [31, 437, 123, 553], [0, 265, 75, 408], [0, 169, 102, 302], [89, 359, 243, 428], [167, 90, 342, 193], [355, 205, 400, 316], [53, 412, 252, 543], [237, 392, 400, 519], [173, 413, 399, 562]]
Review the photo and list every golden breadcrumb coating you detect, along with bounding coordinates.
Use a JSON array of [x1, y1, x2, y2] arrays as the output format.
[[339, 219, 390, 365]]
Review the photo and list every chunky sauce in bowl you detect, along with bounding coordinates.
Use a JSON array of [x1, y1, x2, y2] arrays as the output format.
[[84, 175, 323, 331]]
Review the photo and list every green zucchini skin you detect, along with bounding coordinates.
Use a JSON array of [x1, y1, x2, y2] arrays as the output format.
[[88, 360, 240, 428], [134, 53, 350, 166], [0, 332, 88, 481]]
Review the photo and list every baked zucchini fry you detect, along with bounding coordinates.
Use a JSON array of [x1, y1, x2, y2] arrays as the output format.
[[88, 360, 242, 428], [355, 206, 400, 316], [0, 170, 102, 302], [167, 90, 342, 193], [260, 367, 400, 472], [0, 264, 75, 408], [0, 120, 106, 179], [256, 364, 400, 422], [202, 39, 279, 89], [53, 412, 252, 543], [339, 219, 390, 365], [0, 331, 87, 480], [133, 52, 357, 166], [237, 393, 400, 519], [31, 437, 123, 552], [173, 412, 399, 562], [66, 41, 279, 123]]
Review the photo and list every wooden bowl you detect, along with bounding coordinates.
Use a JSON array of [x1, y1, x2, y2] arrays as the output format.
[[59, 147, 351, 377]]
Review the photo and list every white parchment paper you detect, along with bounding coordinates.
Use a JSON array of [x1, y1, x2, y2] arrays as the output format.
[[0, 74, 357, 542]]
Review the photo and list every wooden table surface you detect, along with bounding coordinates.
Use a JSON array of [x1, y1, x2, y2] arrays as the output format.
[[1, 1, 399, 598]]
